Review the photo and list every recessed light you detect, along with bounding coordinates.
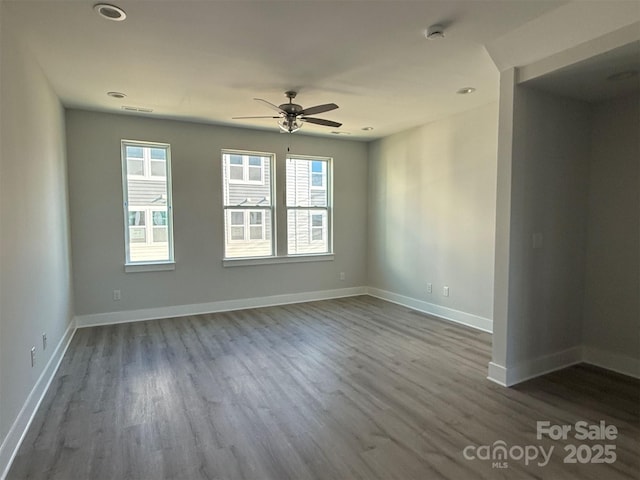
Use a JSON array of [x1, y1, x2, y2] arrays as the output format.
[[456, 87, 476, 95], [107, 91, 126, 99], [361, 127, 374, 131], [331, 131, 351, 135], [94, 3, 127, 21], [607, 70, 638, 81], [424, 24, 445, 40]]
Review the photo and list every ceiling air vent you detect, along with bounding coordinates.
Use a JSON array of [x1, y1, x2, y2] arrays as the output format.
[[122, 106, 154, 113]]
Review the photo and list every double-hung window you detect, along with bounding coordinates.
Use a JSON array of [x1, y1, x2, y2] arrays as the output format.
[[221, 151, 332, 261], [222, 151, 274, 258], [286, 156, 331, 255], [121, 141, 174, 265]]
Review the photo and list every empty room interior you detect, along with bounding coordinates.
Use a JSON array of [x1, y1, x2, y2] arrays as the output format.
[[1, 1, 639, 479]]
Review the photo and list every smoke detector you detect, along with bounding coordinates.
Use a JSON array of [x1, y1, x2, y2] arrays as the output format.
[[424, 24, 445, 40]]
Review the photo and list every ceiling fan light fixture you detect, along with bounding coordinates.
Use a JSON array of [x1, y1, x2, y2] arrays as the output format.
[[236, 92, 339, 134], [278, 118, 302, 133], [94, 3, 127, 21]]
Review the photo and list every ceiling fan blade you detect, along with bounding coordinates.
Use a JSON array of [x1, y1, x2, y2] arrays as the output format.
[[300, 103, 339, 116], [254, 98, 285, 114], [301, 117, 342, 128], [232, 115, 281, 119]]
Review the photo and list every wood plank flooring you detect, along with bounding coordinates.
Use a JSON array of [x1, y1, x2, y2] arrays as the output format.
[[8, 296, 639, 479]]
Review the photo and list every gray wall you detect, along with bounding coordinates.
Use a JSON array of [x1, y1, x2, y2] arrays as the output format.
[[0, 15, 74, 444], [583, 93, 639, 360], [498, 84, 592, 369], [65, 110, 368, 315], [367, 103, 498, 321]]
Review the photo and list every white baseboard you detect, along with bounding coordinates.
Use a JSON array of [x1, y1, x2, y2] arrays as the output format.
[[366, 287, 493, 333], [0, 320, 76, 480], [583, 346, 640, 379], [509, 347, 583, 386], [486, 345, 640, 387], [487, 362, 508, 386], [75, 287, 368, 328]]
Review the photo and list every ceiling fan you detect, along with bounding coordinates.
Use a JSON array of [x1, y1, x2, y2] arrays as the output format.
[[233, 91, 342, 133]]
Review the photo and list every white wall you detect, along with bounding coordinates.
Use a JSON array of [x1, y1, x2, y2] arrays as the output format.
[[367, 103, 498, 328], [65, 110, 368, 317], [492, 81, 594, 385], [583, 93, 639, 363], [0, 9, 74, 464], [511, 86, 591, 365]]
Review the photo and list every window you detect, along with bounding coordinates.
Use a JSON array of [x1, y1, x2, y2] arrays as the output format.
[[122, 141, 174, 264], [226, 154, 264, 184], [222, 151, 273, 258], [310, 160, 326, 189], [221, 151, 332, 262], [286, 156, 331, 255], [226, 210, 265, 241]]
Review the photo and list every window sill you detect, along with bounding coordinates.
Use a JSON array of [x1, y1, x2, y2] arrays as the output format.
[[223, 254, 334, 268], [125, 261, 176, 273]]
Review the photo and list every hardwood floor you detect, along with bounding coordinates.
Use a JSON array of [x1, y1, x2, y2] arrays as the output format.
[[8, 296, 639, 479]]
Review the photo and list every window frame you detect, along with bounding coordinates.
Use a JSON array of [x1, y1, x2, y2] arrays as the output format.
[[121, 140, 175, 269], [226, 209, 266, 243], [285, 154, 333, 256], [222, 149, 275, 259], [310, 213, 324, 242], [226, 154, 265, 185], [309, 160, 327, 190], [127, 206, 170, 246], [221, 150, 334, 266]]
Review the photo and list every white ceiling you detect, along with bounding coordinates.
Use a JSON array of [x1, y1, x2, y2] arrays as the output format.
[[522, 40, 640, 101], [4, 0, 570, 140]]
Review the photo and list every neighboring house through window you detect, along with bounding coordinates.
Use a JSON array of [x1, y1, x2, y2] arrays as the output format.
[[227, 154, 264, 184], [221, 150, 332, 260], [222, 151, 273, 258], [122, 141, 174, 264], [286, 156, 331, 255]]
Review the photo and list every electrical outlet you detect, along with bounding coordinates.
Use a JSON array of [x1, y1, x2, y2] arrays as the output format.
[[113, 289, 121, 301], [443, 286, 450, 297], [42, 333, 47, 350], [427, 283, 433, 294], [30, 347, 36, 367], [339, 272, 345, 281]]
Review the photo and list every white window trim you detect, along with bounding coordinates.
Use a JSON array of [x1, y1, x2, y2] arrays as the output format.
[[128, 206, 170, 246], [222, 149, 275, 259], [227, 209, 266, 243], [226, 154, 265, 185], [125, 145, 167, 180], [310, 213, 324, 242], [223, 253, 334, 267], [286, 155, 333, 256], [309, 160, 327, 190], [125, 261, 176, 273], [122, 140, 175, 268], [221, 150, 333, 262]]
